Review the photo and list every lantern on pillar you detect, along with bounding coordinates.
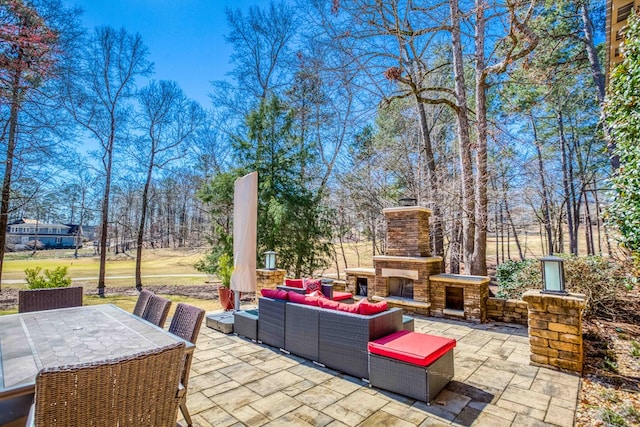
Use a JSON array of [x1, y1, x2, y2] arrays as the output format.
[[264, 251, 277, 270], [540, 256, 567, 295]]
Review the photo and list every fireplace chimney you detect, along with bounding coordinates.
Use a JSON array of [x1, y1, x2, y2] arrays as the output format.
[[384, 206, 432, 257]]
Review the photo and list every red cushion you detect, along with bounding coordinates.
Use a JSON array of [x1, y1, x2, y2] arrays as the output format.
[[368, 331, 456, 367], [261, 288, 289, 300], [317, 298, 340, 310], [288, 291, 320, 306], [358, 299, 387, 315], [285, 279, 304, 288], [332, 291, 353, 301], [337, 301, 360, 313]]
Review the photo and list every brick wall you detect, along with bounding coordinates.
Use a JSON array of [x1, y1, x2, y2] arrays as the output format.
[[522, 290, 586, 374], [486, 298, 529, 325]]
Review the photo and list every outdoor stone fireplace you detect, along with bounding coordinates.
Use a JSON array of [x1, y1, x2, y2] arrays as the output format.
[[345, 204, 489, 321]]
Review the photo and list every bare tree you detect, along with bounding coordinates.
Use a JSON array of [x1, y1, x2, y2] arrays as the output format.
[[65, 27, 152, 296], [133, 80, 204, 290]]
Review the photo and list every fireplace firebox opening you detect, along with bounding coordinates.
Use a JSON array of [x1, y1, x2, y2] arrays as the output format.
[[388, 277, 414, 299], [445, 286, 464, 311], [356, 277, 368, 296]]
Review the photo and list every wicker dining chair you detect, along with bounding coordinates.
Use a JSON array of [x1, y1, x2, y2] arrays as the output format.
[[27, 342, 185, 427], [18, 287, 84, 313], [142, 295, 172, 328], [132, 289, 154, 317], [168, 303, 205, 427]]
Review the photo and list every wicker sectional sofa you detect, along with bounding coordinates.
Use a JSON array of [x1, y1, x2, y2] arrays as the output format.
[[257, 296, 403, 379]]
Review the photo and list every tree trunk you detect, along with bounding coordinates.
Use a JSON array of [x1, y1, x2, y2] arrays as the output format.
[[98, 132, 115, 297], [531, 115, 554, 255], [580, 2, 619, 170], [135, 151, 155, 291], [557, 109, 577, 255], [472, 0, 488, 276], [450, 0, 476, 273], [0, 82, 22, 291]]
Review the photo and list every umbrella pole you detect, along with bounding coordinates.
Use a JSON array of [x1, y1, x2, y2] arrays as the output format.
[[234, 291, 241, 312]]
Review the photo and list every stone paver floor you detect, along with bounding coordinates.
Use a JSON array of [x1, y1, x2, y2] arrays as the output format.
[[178, 312, 580, 427]]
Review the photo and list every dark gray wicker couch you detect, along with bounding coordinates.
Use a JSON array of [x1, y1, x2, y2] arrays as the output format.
[[257, 296, 403, 379]]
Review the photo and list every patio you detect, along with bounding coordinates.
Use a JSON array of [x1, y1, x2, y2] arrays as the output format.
[[179, 311, 580, 427]]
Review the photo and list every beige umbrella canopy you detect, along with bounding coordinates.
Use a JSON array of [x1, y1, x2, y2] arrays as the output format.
[[230, 172, 258, 310]]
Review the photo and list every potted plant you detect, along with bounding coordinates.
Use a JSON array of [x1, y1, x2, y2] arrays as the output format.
[[216, 253, 235, 311]]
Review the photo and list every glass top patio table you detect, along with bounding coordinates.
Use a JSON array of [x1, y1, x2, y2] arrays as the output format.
[[0, 303, 194, 400]]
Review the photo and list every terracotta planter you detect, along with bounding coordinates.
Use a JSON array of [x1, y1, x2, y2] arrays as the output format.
[[218, 287, 234, 311]]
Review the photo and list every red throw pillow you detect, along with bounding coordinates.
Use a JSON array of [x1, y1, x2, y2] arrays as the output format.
[[336, 301, 360, 314], [317, 298, 341, 311], [288, 291, 320, 306], [304, 278, 322, 294], [358, 299, 387, 315], [261, 288, 289, 300], [285, 278, 304, 288]]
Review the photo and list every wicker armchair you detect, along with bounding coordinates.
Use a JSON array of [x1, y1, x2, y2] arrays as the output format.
[[132, 289, 154, 317], [142, 295, 172, 328], [27, 342, 185, 427], [169, 303, 205, 427], [18, 287, 83, 313]]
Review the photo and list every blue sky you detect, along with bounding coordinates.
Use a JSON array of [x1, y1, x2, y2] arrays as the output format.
[[73, 0, 261, 107]]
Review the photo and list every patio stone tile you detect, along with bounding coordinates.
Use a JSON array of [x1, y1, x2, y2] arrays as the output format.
[[468, 411, 513, 427], [189, 369, 234, 392], [467, 401, 517, 421], [431, 389, 472, 415], [466, 365, 514, 390], [201, 379, 241, 397], [453, 405, 481, 426], [412, 400, 457, 422], [530, 377, 579, 402], [321, 375, 366, 396], [250, 391, 303, 419], [545, 403, 575, 427], [227, 404, 269, 427], [482, 357, 539, 377], [333, 389, 388, 418], [210, 385, 264, 411], [446, 380, 500, 404], [256, 354, 300, 373], [263, 411, 318, 426], [495, 398, 546, 420], [550, 396, 578, 409], [509, 373, 536, 389], [294, 384, 347, 410], [246, 369, 305, 396], [513, 413, 555, 426], [500, 385, 551, 411], [288, 405, 335, 427], [190, 405, 238, 427], [507, 350, 532, 365], [535, 368, 581, 388], [418, 417, 452, 427], [382, 401, 430, 424], [280, 379, 317, 397], [287, 362, 336, 384], [361, 410, 417, 426], [321, 402, 365, 426], [186, 391, 223, 415], [191, 356, 230, 375], [218, 362, 269, 384], [478, 338, 517, 360]]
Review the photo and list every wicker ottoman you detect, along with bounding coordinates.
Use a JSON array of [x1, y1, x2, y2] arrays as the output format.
[[368, 330, 456, 403], [402, 315, 415, 331], [234, 309, 259, 341]]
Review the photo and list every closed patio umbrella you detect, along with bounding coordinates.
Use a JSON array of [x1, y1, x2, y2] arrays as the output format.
[[230, 172, 258, 310]]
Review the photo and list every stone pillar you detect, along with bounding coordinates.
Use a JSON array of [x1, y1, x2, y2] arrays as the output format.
[[256, 269, 286, 295], [522, 290, 586, 374]]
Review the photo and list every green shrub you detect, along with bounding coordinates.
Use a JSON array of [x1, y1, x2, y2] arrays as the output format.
[[24, 266, 72, 289], [496, 256, 630, 317]]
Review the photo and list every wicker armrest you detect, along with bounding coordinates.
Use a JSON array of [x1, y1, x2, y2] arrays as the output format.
[[277, 285, 306, 295]]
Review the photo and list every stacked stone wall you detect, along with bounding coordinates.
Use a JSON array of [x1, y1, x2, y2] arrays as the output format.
[[384, 207, 431, 257], [429, 274, 489, 323], [256, 269, 286, 295], [522, 290, 585, 374], [486, 298, 529, 325]]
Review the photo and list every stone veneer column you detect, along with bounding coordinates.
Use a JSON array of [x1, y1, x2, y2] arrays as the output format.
[[522, 290, 586, 374], [384, 206, 432, 257], [256, 269, 286, 294]]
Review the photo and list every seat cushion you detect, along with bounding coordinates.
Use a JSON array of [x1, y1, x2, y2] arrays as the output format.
[[332, 291, 353, 301], [368, 330, 456, 367], [285, 279, 304, 288], [261, 288, 289, 300]]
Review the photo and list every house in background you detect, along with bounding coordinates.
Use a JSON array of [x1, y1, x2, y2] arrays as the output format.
[[6, 218, 83, 250]]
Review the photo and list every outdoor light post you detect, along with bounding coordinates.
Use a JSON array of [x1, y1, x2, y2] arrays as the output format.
[[540, 255, 568, 295], [264, 251, 277, 270]]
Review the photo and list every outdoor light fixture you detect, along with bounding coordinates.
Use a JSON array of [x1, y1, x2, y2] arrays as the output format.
[[264, 251, 277, 270], [540, 255, 568, 295], [399, 197, 417, 207]]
